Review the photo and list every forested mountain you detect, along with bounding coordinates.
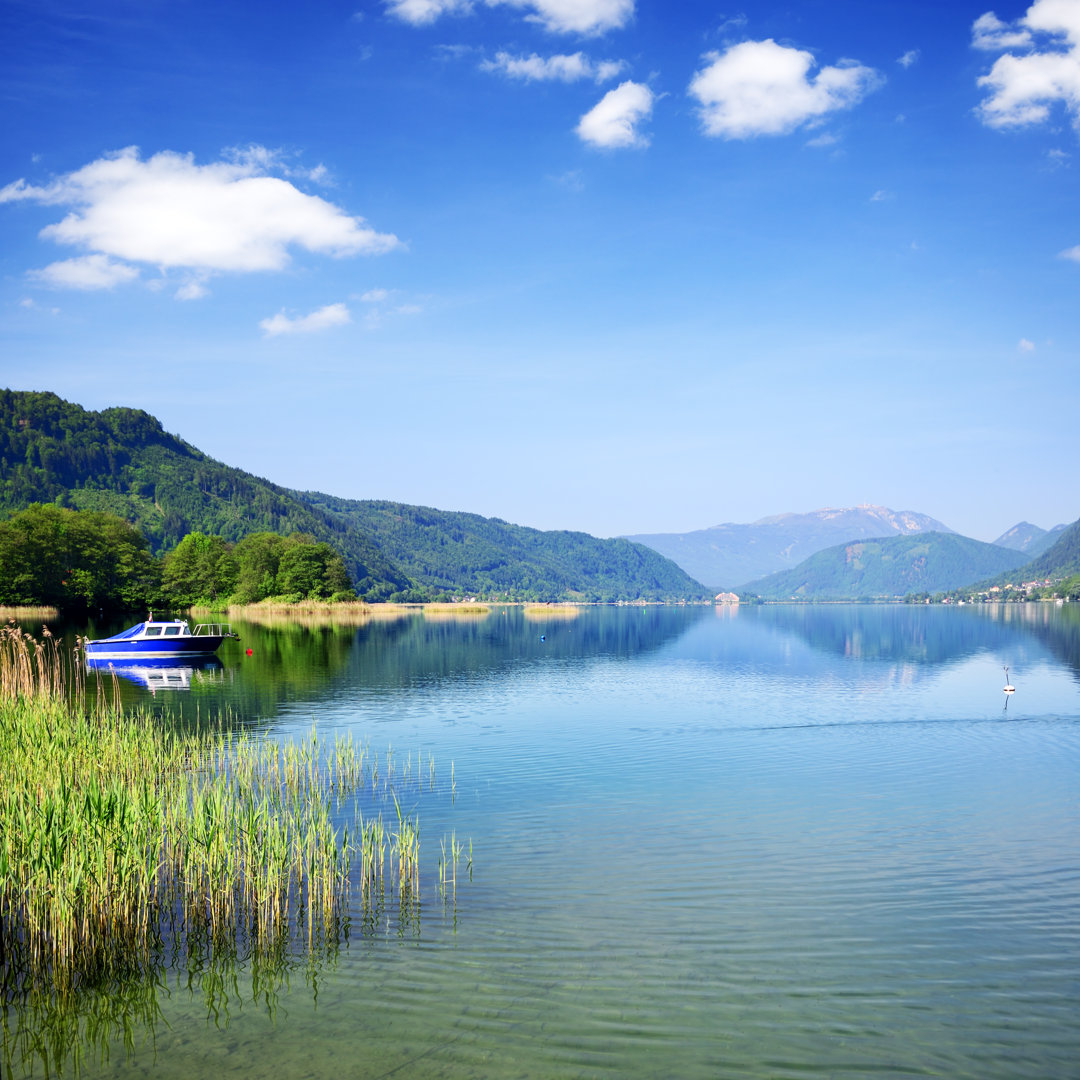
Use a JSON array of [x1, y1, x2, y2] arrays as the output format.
[[296, 494, 707, 602], [626, 505, 954, 588], [982, 517, 1080, 586], [745, 532, 1027, 601], [0, 390, 705, 603], [992, 520, 1067, 558], [0, 389, 410, 597]]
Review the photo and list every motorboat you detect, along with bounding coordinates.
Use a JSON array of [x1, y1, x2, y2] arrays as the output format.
[[83, 614, 237, 660]]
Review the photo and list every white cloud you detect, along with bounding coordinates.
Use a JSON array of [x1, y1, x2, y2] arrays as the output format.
[[688, 40, 881, 139], [972, 11, 1034, 51], [1060, 243, 1080, 259], [0, 146, 399, 291], [714, 14, 749, 36], [30, 254, 140, 290], [175, 279, 209, 301], [550, 168, 585, 189], [259, 302, 352, 337], [1018, 337, 1036, 350], [482, 50, 625, 82], [384, 0, 473, 25], [360, 288, 390, 302], [974, 2, 1080, 129], [576, 80, 653, 148], [487, 0, 633, 34], [806, 132, 839, 148], [869, 189, 894, 201], [386, 0, 632, 33], [897, 49, 921, 68]]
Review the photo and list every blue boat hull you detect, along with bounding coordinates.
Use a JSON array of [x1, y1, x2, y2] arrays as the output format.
[[84, 636, 226, 660]]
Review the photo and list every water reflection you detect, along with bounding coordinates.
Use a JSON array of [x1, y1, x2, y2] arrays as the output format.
[[1, 938, 338, 1080], [23, 603, 1080, 723], [699, 603, 1080, 682], [85, 657, 225, 693]]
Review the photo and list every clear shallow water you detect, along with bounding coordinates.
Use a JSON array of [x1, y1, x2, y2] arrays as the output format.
[[6, 603, 1080, 1078]]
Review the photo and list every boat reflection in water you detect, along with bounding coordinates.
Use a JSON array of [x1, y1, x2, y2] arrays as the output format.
[[86, 656, 225, 693]]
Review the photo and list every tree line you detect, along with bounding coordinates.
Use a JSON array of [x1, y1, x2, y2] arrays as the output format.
[[0, 504, 356, 613]]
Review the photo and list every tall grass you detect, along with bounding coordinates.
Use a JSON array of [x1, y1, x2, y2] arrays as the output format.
[[0, 629, 443, 998], [422, 603, 490, 619]]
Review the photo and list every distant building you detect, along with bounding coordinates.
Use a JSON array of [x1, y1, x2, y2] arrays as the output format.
[[714, 592, 740, 605]]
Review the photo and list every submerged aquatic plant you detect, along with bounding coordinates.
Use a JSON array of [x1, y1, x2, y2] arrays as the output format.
[[0, 628, 466, 999]]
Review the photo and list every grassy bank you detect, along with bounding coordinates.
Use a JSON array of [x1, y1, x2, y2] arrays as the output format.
[[0, 627, 429, 997]]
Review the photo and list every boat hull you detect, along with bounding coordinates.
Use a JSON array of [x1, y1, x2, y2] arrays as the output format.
[[84, 636, 227, 660]]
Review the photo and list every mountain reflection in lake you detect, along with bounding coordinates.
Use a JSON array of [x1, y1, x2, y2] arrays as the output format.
[[6, 603, 1080, 1079]]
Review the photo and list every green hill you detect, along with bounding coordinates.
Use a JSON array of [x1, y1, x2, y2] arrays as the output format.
[[297, 494, 708, 602], [1011, 517, 1080, 579], [626, 505, 954, 589], [745, 532, 1028, 601], [0, 389, 411, 597], [0, 389, 706, 603], [976, 516, 1080, 591]]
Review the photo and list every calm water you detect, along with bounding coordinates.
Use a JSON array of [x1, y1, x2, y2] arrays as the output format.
[[6, 603, 1080, 1079]]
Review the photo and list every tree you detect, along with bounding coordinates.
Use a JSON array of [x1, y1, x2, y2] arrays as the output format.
[[0, 504, 159, 612], [276, 538, 352, 600], [162, 533, 237, 606], [232, 532, 289, 603]]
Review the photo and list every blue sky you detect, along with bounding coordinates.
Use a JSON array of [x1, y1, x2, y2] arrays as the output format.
[[2, 0, 1078, 542]]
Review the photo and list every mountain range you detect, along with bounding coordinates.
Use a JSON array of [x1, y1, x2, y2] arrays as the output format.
[[743, 532, 1030, 601], [1, 389, 1075, 605], [0, 390, 704, 603], [991, 521, 1068, 557], [625, 505, 955, 589]]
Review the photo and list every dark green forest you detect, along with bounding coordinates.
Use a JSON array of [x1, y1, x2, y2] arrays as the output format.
[[301, 495, 706, 603], [0, 505, 356, 613], [0, 390, 707, 605], [746, 532, 1029, 601]]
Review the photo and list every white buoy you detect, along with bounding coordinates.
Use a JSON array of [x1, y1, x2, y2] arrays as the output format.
[[1003, 666, 1015, 693]]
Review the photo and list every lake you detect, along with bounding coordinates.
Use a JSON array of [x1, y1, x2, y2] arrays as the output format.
[[5, 602, 1080, 1079]]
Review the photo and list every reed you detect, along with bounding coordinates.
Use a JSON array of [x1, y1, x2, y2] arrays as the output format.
[[0, 620, 84, 702], [0, 606, 60, 620], [422, 603, 490, 619], [523, 604, 581, 621], [224, 603, 414, 629], [0, 630, 449, 997]]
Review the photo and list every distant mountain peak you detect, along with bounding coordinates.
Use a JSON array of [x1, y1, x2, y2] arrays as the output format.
[[749, 504, 950, 534], [627, 504, 954, 590], [992, 520, 1065, 558]]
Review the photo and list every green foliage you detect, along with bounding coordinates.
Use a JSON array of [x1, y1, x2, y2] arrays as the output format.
[[1009, 517, 1080, 579], [0, 390, 706, 603], [0, 504, 160, 613], [0, 389, 409, 599], [961, 516, 1080, 597], [0, 504, 356, 611], [230, 532, 353, 604], [300, 496, 709, 602], [162, 533, 238, 607], [748, 533, 1028, 601], [162, 531, 355, 607]]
